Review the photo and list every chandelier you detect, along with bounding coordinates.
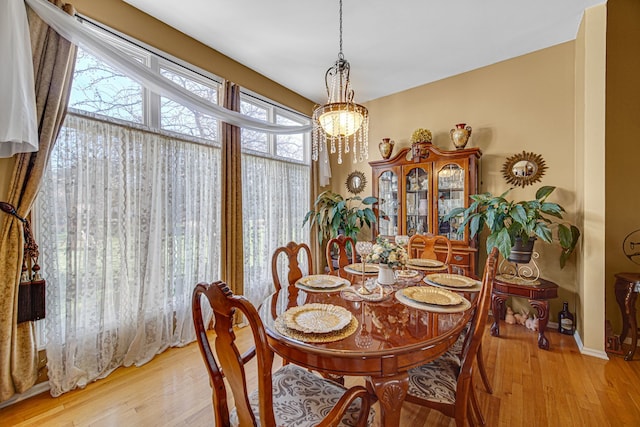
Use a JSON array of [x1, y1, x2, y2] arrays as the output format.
[[312, 0, 369, 165]]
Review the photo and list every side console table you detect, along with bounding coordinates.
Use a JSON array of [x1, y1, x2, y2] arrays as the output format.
[[613, 272, 640, 361], [490, 276, 559, 350]]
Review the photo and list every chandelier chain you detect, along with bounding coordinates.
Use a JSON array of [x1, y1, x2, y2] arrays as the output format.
[[338, 0, 343, 58], [312, 0, 369, 165]]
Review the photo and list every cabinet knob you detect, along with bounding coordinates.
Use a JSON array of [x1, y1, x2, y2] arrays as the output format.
[[454, 255, 463, 261]]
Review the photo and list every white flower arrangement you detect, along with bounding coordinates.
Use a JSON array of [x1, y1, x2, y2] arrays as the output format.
[[365, 237, 408, 268], [410, 128, 433, 143]]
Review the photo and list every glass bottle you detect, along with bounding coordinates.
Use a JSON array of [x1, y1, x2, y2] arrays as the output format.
[[558, 301, 575, 335]]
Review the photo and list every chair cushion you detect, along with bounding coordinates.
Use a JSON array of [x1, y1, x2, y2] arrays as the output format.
[[407, 356, 460, 404], [230, 364, 373, 426]]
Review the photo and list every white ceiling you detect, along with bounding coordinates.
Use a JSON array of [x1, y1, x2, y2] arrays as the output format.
[[123, 0, 604, 104]]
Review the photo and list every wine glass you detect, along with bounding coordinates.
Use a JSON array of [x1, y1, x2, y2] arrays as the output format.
[[355, 241, 374, 292]]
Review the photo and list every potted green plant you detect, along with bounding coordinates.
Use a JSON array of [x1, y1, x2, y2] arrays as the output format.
[[303, 190, 377, 246], [444, 186, 580, 268]]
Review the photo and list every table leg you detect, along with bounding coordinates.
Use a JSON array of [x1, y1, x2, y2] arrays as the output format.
[[530, 299, 550, 350], [615, 282, 630, 342], [624, 289, 638, 361], [366, 373, 408, 427], [490, 293, 507, 337]]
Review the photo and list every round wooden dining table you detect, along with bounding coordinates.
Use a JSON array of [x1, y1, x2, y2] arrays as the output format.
[[258, 268, 475, 427]]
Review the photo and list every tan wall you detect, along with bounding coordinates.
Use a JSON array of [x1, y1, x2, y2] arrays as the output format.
[[70, 0, 315, 116], [605, 0, 640, 333], [330, 42, 580, 323]]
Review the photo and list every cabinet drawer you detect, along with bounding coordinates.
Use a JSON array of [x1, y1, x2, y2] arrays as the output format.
[[449, 252, 470, 267]]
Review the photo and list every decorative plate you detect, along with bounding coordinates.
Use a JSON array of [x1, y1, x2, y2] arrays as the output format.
[[401, 286, 463, 306], [275, 316, 359, 343], [425, 276, 482, 292], [281, 303, 352, 334], [296, 275, 350, 289], [395, 290, 471, 313], [424, 273, 477, 288], [395, 269, 419, 278], [340, 284, 394, 302], [407, 258, 445, 268], [344, 263, 380, 275]]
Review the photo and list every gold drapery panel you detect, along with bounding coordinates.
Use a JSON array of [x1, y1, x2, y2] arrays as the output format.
[[220, 81, 244, 297], [310, 161, 323, 274], [0, 0, 76, 402]]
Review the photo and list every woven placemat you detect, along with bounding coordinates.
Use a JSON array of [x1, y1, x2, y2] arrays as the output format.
[[496, 274, 540, 286], [275, 315, 358, 343]]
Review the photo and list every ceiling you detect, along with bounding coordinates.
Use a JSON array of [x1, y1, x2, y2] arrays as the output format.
[[123, 0, 604, 105]]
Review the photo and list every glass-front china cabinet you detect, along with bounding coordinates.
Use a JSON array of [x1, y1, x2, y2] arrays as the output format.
[[370, 142, 482, 274]]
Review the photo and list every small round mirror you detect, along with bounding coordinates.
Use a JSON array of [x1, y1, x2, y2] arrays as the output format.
[[501, 151, 547, 188], [512, 160, 537, 177], [346, 171, 367, 194]]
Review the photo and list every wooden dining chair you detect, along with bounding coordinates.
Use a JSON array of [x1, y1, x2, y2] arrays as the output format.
[[407, 233, 453, 264], [271, 241, 313, 291], [325, 234, 357, 272], [404, 247, 499, 426], [192, 281, 374, 427]]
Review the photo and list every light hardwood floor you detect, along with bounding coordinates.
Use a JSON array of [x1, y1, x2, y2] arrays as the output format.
[[2, 320, 640, 427]]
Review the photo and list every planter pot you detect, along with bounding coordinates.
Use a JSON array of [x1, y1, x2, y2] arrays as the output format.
[[377, 264, 396, 285], [508, 237, 536, 264]]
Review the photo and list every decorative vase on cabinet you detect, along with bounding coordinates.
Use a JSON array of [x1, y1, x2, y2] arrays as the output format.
[[379, 138, 395, 159], [370, 143, 482, 275], [450, 123, 472, 150]]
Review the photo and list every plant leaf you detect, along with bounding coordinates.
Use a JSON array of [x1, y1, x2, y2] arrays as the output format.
[[557, 224, 572, 248], [540, 202, 564, 218], [443, 207, 466, 222], [361, 196, 377, 205], [510, 204, 528, 227], [534, 222, 552, 243], [469, 214, 482, 237], [535, 186, 556, 200], [487, 228, 512, 259]]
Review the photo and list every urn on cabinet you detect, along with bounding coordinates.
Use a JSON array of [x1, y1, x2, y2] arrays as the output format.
[[379, 138, 395, 159], [450, 123, 472, 150]]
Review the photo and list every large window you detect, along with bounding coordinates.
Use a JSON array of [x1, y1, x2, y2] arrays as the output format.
[[35, 22, 310, 396]]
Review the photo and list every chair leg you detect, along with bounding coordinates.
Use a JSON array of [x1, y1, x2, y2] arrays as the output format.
[[476, 342, 493, 394], [469, 383, 486, 426]]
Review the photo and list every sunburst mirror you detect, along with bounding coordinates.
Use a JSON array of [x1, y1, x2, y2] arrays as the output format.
[[501, 151, 547, 188], [345, 171, 367, 194]]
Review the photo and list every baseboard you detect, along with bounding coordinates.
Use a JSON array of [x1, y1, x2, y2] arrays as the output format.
[[574, 331, 609, 360], [0, 382, 50, 409]]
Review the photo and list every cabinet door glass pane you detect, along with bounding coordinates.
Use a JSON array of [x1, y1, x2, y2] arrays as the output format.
[[438, 164, 465, 240], [405, 167, 429, 236], [378, 171, 398, 236]]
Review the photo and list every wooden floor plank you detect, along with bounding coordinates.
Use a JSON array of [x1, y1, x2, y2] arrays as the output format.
[[1, 319, 640, 426]]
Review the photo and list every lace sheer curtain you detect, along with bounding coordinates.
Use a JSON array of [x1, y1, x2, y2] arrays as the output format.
[[242, 155, 310, 307], [35, 113, 221, 396]]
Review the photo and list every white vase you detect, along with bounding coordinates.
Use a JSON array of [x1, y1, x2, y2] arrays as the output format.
[[377, 264, 396, 285]]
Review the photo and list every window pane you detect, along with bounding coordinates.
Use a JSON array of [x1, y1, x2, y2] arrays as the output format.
[[275, 114, 305, 161], [69, 48, 143, 123], [160, 68, 219, 141], [240, 99, 268, 152]]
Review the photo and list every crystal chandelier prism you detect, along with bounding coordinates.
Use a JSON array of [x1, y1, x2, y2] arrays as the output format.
[[312, 0, 369, 165]]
